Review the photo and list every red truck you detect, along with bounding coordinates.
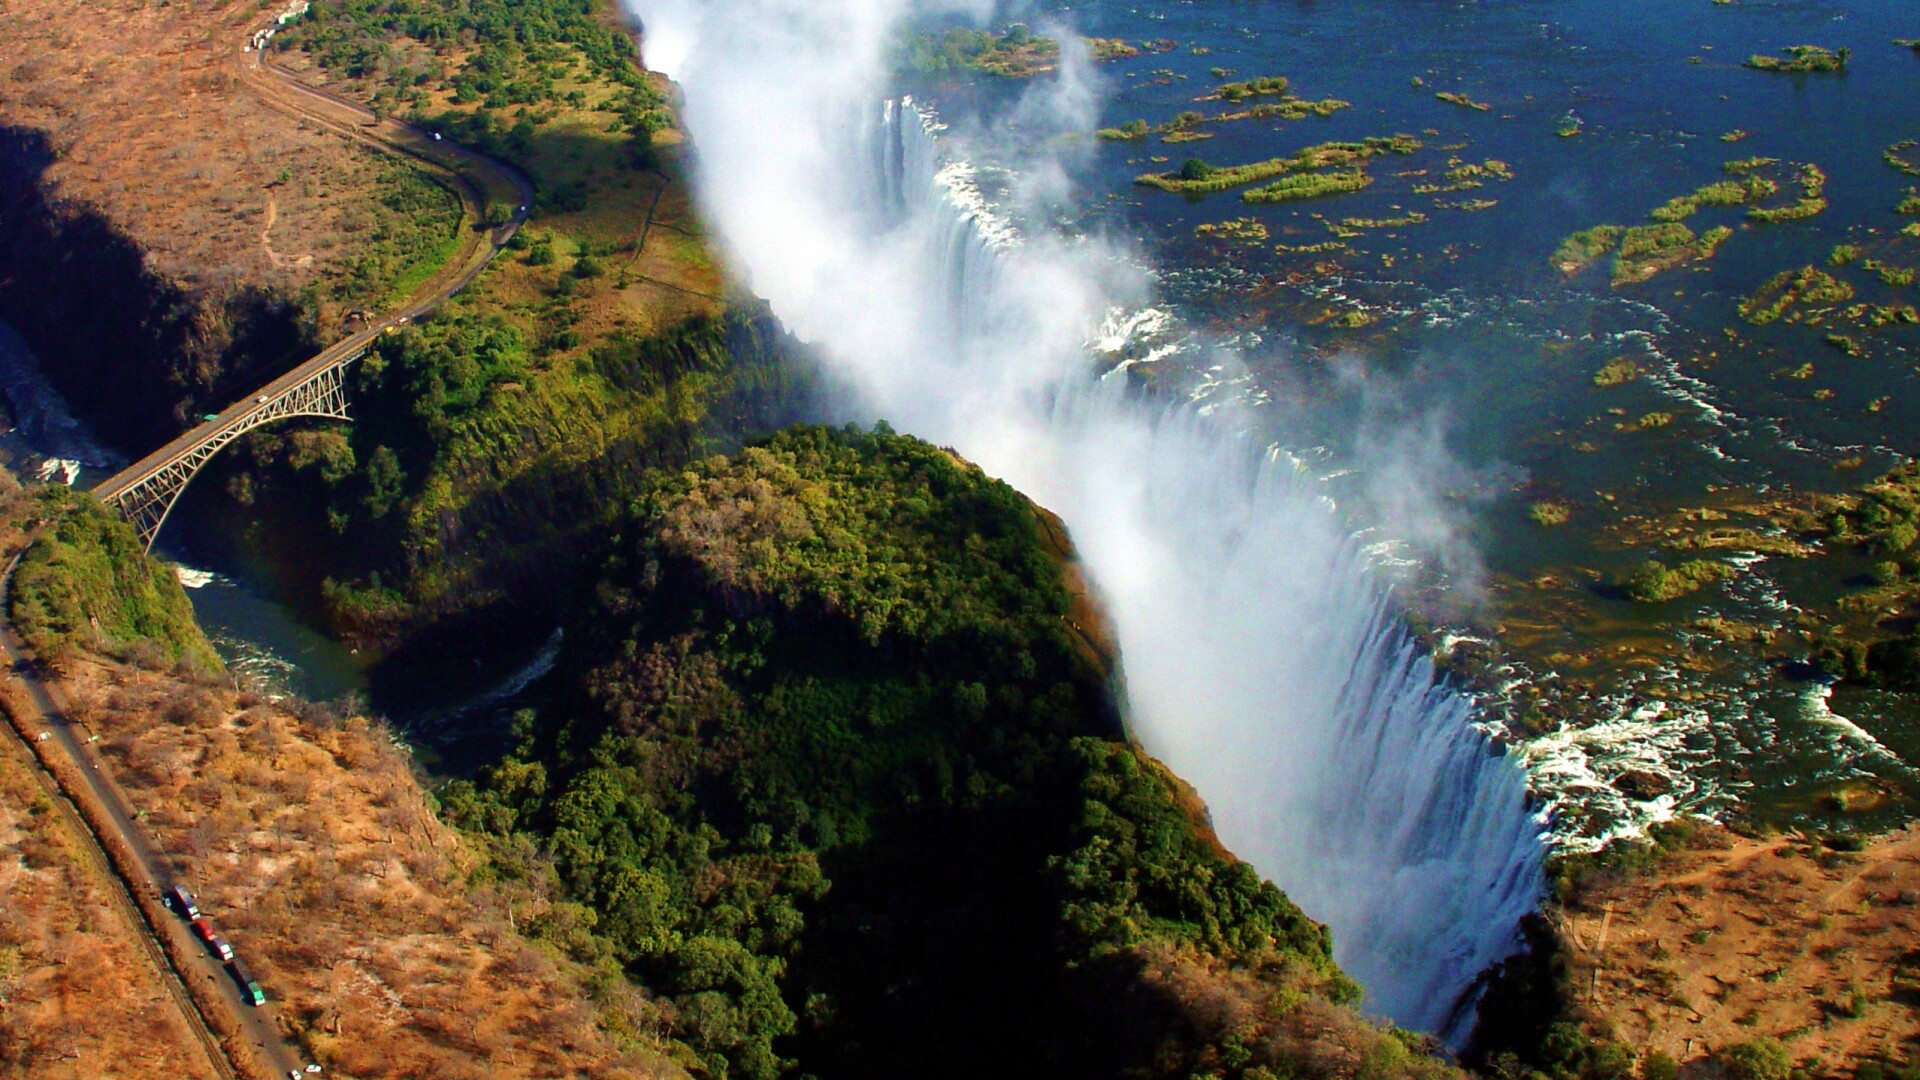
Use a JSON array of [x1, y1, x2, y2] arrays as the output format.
[[190, 917, 235, 962]]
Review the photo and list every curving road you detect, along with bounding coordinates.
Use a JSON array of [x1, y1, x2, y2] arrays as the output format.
[[94, 40, 536, 514]]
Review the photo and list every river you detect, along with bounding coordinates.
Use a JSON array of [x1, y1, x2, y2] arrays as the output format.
[[897, 0, 1920, 848]]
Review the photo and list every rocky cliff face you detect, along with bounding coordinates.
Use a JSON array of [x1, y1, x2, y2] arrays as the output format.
[[0, 127, 314, 454]]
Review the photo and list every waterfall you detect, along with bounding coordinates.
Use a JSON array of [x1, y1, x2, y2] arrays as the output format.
[[632, 0, 1546, 1037]]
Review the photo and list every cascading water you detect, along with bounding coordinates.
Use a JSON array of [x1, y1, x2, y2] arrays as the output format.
[[631, 0, 1546, 1037]]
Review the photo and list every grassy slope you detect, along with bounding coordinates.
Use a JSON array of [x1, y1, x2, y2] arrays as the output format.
[[442, 427, 1454, 1080], [8, 487, 220, 672]]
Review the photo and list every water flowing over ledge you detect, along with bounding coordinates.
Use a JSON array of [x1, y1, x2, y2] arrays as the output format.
[[636, 0, 1545, 1035]]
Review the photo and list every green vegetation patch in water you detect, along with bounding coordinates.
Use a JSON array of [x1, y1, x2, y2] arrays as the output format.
[[1593, 356, 1643, 387], [1745, 45, 1850, 74], [1862, 259, 1918, 287], [1649, 177, 1771, 222], [1889, 140, 1920, 178], [1135, 135, 1419, 195], [1622, 558, 1734, 603], [1739, 266, 1856, 325], [1530, 500, 1574, 527], [1558, 160, 1820, 283], [1244, 170, 1372, 204], [1435, 90, 1493, 111], [1194, 217, 1270, 241], [1746, 163, 1829, 224], [1555, 226, 1622, 274], [1611, 224, 1732, 285], [907, 24, 1055, 78], [1211, 75, 1291, 101]]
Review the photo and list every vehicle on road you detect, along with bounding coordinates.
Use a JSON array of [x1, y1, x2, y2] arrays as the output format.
[[255, 395, 269, 404], [190, 917, 236, 961], [168, 884, 200, 918], [202, 413, 219, 422], [227, 958, 266, 1006]]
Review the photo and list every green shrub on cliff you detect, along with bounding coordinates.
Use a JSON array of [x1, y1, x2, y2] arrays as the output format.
[[441, 426, 1418, 1080], [9, 488, 219, 672]]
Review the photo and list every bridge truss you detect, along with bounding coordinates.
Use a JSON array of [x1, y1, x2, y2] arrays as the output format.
[[98, 355, 359, 551]]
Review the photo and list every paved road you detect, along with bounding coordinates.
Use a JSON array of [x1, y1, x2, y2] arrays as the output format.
[[0, 545, 303, 1079], [29, 27, 543, 1078], [93, 42, 536, 509]]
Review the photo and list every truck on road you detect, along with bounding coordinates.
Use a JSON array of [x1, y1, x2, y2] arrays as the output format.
[[226, 958, 267, 1006], [168, 884, 200, 919], [190, 917, 235, 961]]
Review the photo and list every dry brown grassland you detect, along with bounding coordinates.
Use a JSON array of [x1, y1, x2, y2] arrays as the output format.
[[0, 0, 411, 311], [1558, 827, 1920, 1073], [53, 650, 696, 1079], [0, 716, 216, 1079]]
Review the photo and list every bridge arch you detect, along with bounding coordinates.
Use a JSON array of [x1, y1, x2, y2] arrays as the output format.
[[93, 354, 360, 552]]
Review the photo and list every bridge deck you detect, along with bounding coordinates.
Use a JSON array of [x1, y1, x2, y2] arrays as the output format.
[[87, 36, 532, 547], [91, 324, 384, 503]]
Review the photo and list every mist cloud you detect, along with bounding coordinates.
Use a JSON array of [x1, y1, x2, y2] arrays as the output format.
[[624, 0, 1543, 1034]]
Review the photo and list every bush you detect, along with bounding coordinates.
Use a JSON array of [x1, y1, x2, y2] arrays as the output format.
[[1623, 559, 1732, 603], [1179, 157, 1215, 181], [1719, 1038, 1792, 1080]]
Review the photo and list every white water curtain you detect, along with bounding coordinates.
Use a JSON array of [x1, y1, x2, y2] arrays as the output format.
[[626, 0, 1545, 1035]]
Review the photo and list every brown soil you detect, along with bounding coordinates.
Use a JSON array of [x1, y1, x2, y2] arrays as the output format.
[[0, 0, 391, 300], [1560, 828, 1920, 1071], [0, 730, 217, 1078], [53, 652, 690, 1079]]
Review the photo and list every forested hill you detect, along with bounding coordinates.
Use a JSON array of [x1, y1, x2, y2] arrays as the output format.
[[443, 425, 1457, 1080]]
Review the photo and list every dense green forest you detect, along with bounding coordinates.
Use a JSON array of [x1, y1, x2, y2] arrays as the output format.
[[440, 426, 1442, 1080], [7, 487, 220, 672]]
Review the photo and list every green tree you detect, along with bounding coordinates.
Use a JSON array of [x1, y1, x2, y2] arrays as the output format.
[[363, 445, 406, 518], [1719, 1039, 1792, 1080]]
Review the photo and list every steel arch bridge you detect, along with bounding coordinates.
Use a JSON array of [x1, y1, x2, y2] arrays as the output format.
[[91, 336, 371, 552]]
